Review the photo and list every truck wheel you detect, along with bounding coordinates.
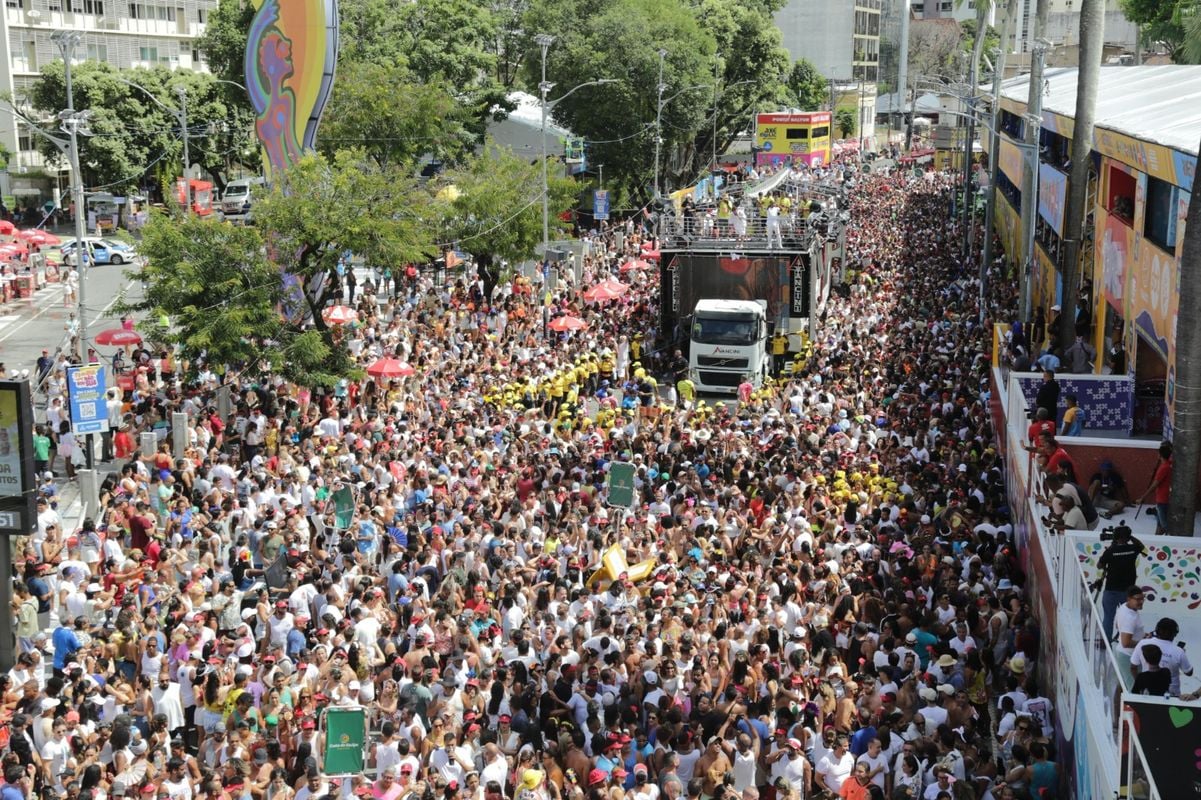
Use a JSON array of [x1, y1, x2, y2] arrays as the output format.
[[111, 254, 124, 265]]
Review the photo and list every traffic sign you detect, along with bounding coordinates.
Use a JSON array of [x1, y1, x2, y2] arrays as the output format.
[[607, 461, 636, 509], [594, 189, 610, 221]]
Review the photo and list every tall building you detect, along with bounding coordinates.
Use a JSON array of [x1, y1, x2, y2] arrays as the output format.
[[0, 0, 218, 172], [774, 0, 881, 148], [911, 0, 994, 26]]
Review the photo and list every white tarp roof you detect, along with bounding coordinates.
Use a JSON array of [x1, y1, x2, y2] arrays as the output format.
[[999, 65, 1201, 158], [876, 91, 947, 115], [488, 91, 574, 157]]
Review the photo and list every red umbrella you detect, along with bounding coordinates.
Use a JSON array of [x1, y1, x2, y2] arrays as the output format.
[[366, 358, 415, 378], [322, 305, 358, 325], [0, 220, 14, 235], [548, 315, 587, 332], [619, 258, 651, 273], [640, 242, 661, 261], [94, 328, 143, 346], [584, 278, 629, 303]]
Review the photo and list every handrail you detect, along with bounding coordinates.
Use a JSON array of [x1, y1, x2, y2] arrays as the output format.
[[1121, 708, 1163, 800]]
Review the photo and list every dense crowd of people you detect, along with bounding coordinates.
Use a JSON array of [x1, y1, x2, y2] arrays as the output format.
[[10, 166, 1062, 800]]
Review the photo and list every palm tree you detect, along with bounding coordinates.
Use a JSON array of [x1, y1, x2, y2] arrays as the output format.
[[1166, 14, 1201, 535], [1057, 0, 1105, 349]]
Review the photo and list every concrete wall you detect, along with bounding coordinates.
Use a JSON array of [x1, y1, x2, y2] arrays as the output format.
[[775, 0, 856, 79]]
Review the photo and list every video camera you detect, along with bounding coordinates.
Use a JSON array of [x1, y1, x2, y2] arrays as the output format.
[[1099, 523, 1132, 542]]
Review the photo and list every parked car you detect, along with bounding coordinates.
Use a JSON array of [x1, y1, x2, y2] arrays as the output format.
[[60, 237, 138, 266]]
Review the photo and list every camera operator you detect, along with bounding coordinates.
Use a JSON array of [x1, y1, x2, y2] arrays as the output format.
[[1093, 524, 1145, 641]]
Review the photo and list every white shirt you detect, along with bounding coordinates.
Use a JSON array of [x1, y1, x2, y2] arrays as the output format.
[[1114, 603, 1145, 655], [816, 751, 854, 793], [1131, 636, 1194, 696], [856, 752, 889, 788]]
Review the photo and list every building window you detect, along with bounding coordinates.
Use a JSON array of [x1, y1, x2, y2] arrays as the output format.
[[139, 46, 159, 62], [1144, 176, 1179, 252], [19, 127, 34, 153], [83, 0, 103, 13], [86, 42, 108, 61], [7, 0, 26, 9], [197, 7, 206, 23], [131, 3, 174, 19], [1107, 166, 1135, 224]]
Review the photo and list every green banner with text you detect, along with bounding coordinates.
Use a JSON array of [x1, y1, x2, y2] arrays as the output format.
[[323, 706, 366, 775]]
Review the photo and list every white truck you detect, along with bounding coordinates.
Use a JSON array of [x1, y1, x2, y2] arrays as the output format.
[[220, 177, 266, 223], [688, 299, 770, 394]]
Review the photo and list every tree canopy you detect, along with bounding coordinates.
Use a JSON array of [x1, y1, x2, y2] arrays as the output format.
[[435, 144, 577, 299], [784, 58, 828, 112], [26, 62, 256, 192], [125, 213, 339, 386], [1121, 0, 1199, 61]]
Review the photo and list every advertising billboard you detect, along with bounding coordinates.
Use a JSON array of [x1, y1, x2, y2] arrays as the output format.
[[755, 112, 832, 168]]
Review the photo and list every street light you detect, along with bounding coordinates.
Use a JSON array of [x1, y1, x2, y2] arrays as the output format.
[[49, 31, 90, 371], [535, 33, 617, 258], [654, 48, 667, 198], [116, 77, 194, 212]]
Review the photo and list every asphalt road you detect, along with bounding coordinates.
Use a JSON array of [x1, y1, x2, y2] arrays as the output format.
[[0, 260, 142, 381]]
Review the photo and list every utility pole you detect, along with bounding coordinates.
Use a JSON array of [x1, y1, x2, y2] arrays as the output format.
[[1058, 0, 1104, 349], [712, 52, 720, 174], [979, 0, 1020, 322], [51, 30, 94, 468], [536, 33, 555, 258], [1167, 136, 1201, 535], [897, 0, 910, 148], [654, 48, 668, 198], [962, 0, 989, 262], [1017, 0, 1049, 323], [178, 86, 191, 213]]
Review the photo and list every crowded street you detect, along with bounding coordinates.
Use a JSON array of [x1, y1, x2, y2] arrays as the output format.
[[2, 163, 1062, 800]]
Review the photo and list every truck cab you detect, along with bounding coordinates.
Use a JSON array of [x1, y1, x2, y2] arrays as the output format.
[[221, 177, 266, 223], [688, 299, 769, 394]]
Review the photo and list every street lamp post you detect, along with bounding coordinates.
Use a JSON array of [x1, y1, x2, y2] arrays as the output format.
[[654, 48, 667, 198], [50, 32, 90, 364], [536, 33, 555, 259]]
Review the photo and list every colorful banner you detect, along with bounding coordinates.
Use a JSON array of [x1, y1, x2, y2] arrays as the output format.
[[322, 706, 366, 775], [0, 385, 25, 499], [997, 138, 1024, 184], [1038, 164, 1068, 235], [1094, 126, 1193, 192], [994, 195, 1021, 263], [756, 112, 831, 168], [593, 190, 610, 221], [66, 365, 109, 435], [246, 0, 340, 177], [1100, 211, 1132, 310]]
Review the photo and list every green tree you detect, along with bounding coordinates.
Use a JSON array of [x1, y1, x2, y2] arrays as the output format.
[[124, 213, 341, 386], [254, 150, 436, 341], [909, 19, 966, 84], [28, 63, 256, 192], [835, 107, 856, 138], [1120, 0, 1194, 61], [525, 0, 714, 197], [435, 145, 576, 300], [197, 0, 256, 91], [784, 58, 827, 111], [317, 61, 475, 169]]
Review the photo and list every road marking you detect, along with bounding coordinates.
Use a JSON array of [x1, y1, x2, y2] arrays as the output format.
[[0, 314, 19, 333], [0, 278, 115, 344]]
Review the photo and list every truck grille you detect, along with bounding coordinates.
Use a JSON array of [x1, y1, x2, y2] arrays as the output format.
[[696, 355, 750, 369], [698, 370, 744, 388]]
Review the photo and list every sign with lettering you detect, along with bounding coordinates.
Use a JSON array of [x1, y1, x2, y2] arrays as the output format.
[[0, 381, 36, 534], [66, 365, 109, 435]]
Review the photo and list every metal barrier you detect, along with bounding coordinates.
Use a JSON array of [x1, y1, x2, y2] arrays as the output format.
[[1120, 708, 1162, 800], [659, 215, 811, 250]]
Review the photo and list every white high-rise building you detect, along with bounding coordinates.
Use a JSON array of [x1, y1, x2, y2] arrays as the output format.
[[0, 0, 218, 172]]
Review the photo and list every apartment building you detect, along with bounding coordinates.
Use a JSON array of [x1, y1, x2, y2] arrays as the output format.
[[0, 0, 217, 172]]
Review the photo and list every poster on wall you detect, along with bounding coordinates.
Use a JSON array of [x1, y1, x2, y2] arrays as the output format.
[[1101, 212, 1132, 310], [1122, 698, 1201, 799]]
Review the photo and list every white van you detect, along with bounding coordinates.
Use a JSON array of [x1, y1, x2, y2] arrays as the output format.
[[220, 177, 266, 223]]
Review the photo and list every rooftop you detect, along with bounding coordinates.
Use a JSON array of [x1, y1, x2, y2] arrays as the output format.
[[999, 65, 1201, 157]]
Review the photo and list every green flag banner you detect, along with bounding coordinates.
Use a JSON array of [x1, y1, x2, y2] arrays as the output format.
[[607, 462, 636, 509], [323, 706, 366, 775], [333, 486, 355, 529]]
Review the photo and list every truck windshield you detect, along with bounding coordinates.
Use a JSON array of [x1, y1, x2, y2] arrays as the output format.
[[691, 315, 756, 345]]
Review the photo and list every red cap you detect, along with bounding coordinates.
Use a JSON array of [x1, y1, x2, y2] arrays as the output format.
[[588, 770, 607, 786]]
